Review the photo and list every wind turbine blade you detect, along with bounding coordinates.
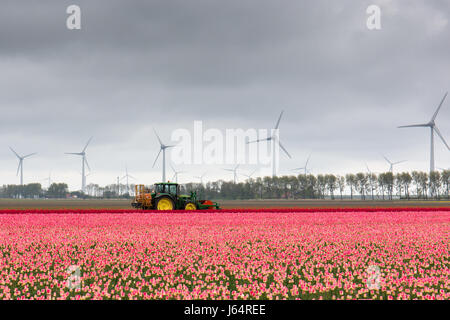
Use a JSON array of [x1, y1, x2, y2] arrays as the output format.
[[22, 152, 37, 159], [247, 137, 271, 144], [16, 162, 21, 176], [235, 164, 240, 170], [398, 124, 429, 128], [278, 140, 291, 158], [431, 92, 448, 121], [65, 152, 83, 155], [9, 147, 20, 159], [382, 155, 392, 164], [128, 175, 137, 180], [170, 163, 176, 172], [305, 154, 311, 168], [292, 167, 305, 171], [82, 136, 93, 153], [152, 149, 162, 168], [224, 169, 233, 172], [393, 160, 407, 165], [434, 126, 450, 150], [278, 140, 292, 158], [274, 111, 284, 130], [84, 158, 91, 171], [153, 128, 163, 146]]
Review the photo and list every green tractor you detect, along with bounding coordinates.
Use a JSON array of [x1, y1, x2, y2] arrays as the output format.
[[131, 182, 220, 210]]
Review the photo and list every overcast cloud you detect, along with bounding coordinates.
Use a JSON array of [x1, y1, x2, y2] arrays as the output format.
[[0, 0, 449, 190]]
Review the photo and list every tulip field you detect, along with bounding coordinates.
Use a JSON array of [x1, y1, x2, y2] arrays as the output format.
[[0, 209, 448, 300]]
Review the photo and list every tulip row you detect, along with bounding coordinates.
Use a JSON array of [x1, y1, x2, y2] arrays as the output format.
[[0, 211, 448, 300], [0, 207, 448, 214]]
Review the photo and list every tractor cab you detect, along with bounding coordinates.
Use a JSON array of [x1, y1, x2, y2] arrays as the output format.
[[154, 182, 179, 197]]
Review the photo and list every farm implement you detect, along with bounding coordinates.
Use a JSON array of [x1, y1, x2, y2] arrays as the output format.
[[131, 182, 220, 210]]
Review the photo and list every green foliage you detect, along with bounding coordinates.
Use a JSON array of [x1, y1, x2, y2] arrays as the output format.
[[178, 170, 449, 200], [1, 170, 448, 200], [47, 183, 69, 198]]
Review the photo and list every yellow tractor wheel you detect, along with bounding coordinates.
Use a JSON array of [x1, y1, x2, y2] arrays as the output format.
[[156, 197, 174, 210], [184, 202, 197, 210]]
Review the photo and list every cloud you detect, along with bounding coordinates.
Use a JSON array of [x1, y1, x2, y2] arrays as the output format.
[[0, 0, 449, 189]]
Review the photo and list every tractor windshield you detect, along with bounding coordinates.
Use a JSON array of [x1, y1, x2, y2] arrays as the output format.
[[155, 184, 164, 193], [168, 184, 177, 195]]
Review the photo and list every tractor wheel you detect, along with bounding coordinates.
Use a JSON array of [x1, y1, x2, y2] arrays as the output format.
[[184, 202, 197, 211], [156, 197, 175, 210]]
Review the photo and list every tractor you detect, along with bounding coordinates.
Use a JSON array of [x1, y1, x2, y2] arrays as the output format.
[[131, 182, 220, 210]]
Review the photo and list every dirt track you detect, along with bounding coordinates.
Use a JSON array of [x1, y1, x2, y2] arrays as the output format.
[[0, 198, 448, 209]]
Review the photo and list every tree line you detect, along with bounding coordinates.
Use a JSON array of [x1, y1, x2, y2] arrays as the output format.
[[0, 182, 134, 199], [1, 170, 448, 200], [0, 183, 69, 198], [182, 170, 450, 200]]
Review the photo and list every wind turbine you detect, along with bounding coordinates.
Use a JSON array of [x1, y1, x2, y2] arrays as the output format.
[[120, 166, 136, 194], [170, 164, 186, 183], [241, 169, 257, 180], [398, 92, 449, 174], [152, 129, 175, 182], [9, 147, 37, 186], [224, 164, 240, 184], [194, 172, 207, 185], [247, 111, 291, 177], [383, 155, 406, 174], [65, 137, 93, 194], [291, 154, 311, 175], [41, 171, 53, 189]]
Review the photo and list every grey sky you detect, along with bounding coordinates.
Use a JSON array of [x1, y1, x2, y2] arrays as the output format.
[[1, 0, 449, 190]]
